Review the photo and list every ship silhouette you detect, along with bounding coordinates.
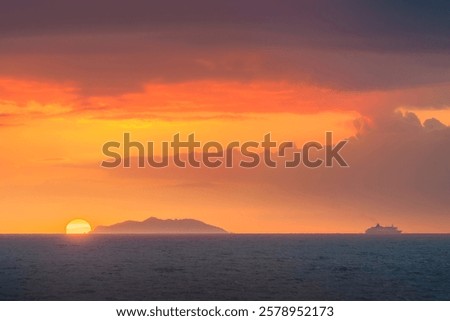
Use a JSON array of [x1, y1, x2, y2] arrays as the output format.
[[365, 223, 402, 235]]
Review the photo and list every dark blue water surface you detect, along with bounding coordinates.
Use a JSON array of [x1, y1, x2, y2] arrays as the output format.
[[0, 234, 449, 300]]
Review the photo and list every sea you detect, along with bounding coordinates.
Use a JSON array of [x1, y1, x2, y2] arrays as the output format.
[[0, 234, 449, 300]]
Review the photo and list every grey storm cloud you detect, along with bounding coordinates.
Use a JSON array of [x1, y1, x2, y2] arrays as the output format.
[[103, 112, 449, 198], [1, 0, 449, 52], [90, 111, 449, 229], [0, 0, 449, 95]]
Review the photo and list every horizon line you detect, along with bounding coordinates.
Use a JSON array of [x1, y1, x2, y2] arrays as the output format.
[[1, 232, 449, 236]]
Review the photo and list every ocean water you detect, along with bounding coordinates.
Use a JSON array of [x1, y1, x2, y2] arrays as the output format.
[[0, 234, 449, 300]]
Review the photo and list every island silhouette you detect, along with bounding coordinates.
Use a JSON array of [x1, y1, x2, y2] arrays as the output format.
[[92, 217, 227, 234]]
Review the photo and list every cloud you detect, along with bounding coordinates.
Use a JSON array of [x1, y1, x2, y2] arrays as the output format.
[[1, 109, 448, 232], [91, 111, 449, 231], [424, 118, 447, 131], [1, 1, 448, 52], [1, 77, 448, 125], [0, 2, 448, 123], [1, 33, 449, 96], [0, 1, 448, 96]]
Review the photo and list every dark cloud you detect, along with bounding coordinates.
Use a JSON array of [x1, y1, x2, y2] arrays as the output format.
[[0, 1, 448, 112], [0, 34, 449, 95], [424, 118, 447, 131], [92, 111, 449, 229], [1, 1, 449, 52]]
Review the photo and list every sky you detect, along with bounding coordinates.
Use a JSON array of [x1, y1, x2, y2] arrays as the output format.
[[0, 0, 449, 233]]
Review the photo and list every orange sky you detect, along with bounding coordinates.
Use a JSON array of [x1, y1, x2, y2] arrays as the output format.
[[1, 77, 449, 234], [0, 2, 449, 233]]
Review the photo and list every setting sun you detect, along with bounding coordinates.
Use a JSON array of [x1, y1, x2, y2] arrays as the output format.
[[65, 219, 92, 235]]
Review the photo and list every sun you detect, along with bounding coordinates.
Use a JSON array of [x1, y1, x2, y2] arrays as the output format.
[[66, 219, 92, 234]]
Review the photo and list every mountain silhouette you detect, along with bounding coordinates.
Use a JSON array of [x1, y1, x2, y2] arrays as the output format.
[[92, 217, 227, 234]]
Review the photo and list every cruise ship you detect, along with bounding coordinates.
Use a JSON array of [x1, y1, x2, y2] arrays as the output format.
[[365, 223, 402, 235]]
